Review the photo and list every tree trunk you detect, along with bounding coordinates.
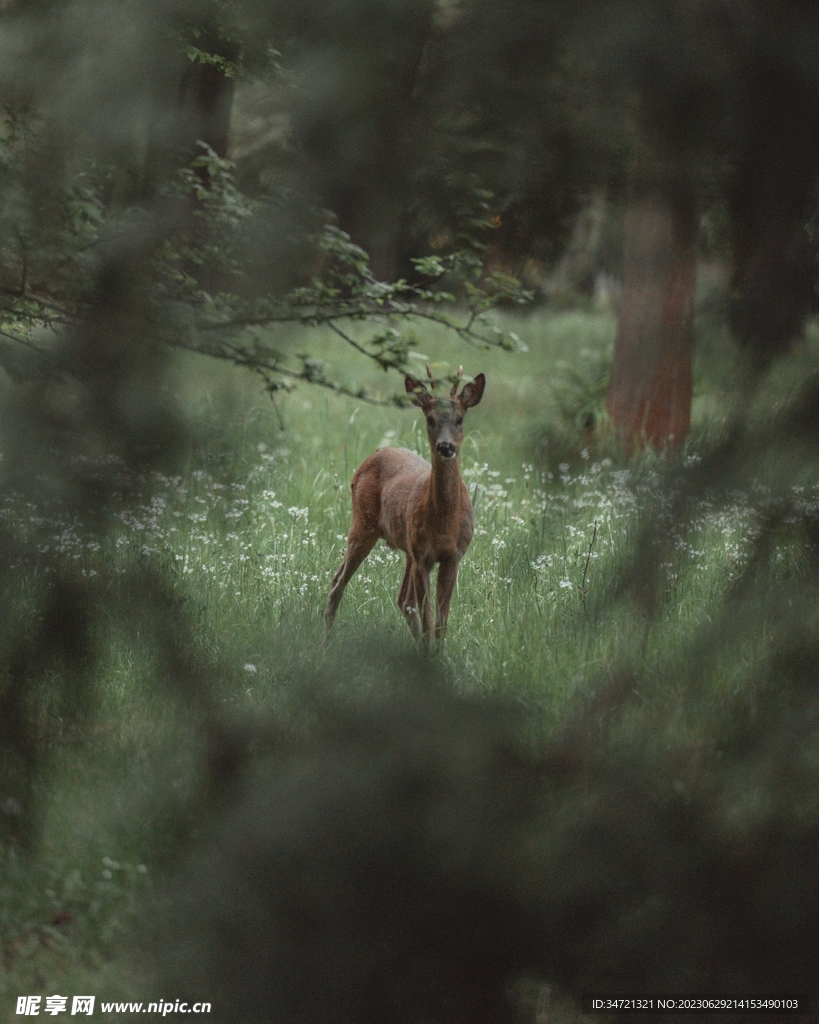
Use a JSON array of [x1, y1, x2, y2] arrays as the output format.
[[605, 188, 697, 450], [727, 62, 819, 360]]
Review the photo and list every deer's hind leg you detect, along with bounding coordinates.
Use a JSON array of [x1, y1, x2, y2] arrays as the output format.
[[398, 554, 421, 637], [324, 528, 379, 630]]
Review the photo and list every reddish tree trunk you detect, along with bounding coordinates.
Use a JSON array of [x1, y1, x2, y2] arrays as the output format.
[[605, 190, 697, 450]]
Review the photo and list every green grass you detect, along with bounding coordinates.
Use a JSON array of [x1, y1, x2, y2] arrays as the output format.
[[2, 303, 819, 1016]]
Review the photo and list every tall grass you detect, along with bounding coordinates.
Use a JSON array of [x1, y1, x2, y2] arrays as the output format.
[[2, 304, 819, 1015]]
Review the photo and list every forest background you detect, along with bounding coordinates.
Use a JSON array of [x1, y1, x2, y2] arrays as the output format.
[[1, 2, 819, 1021]]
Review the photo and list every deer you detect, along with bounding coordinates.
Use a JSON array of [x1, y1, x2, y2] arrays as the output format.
[[324, 368, 486, 644]]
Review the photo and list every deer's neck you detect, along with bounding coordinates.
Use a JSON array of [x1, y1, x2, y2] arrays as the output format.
[[428, 453, 464, 513]]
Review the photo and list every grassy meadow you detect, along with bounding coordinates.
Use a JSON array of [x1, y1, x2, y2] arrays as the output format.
[[2, 300, 819, 1016]]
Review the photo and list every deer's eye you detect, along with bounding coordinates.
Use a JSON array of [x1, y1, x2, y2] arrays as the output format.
[[455, 416, 463, 426], [426, 416, 435, 428]]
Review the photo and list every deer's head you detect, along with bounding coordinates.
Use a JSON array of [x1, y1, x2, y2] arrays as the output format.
[[405, 371, 485, 461]]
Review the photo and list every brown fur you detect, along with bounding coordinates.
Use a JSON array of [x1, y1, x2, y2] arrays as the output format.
[[325, 374, 486, 643]]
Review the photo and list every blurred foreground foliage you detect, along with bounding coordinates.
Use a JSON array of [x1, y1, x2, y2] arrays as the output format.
[[0, 1, 818, 1021]]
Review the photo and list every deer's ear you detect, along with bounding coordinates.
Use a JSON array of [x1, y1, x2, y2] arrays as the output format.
[[405, 376, 431, 407], [460, 373, 485, 409]]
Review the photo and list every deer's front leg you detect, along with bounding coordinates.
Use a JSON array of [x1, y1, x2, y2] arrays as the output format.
[[411, 562, 433, 644], [434, 555, 461, 641]]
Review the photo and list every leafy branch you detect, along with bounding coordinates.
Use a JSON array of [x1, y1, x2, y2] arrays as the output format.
[[0, 121, 532, 404]]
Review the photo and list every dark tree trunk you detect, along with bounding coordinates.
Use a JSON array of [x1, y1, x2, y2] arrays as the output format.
[[142, 28, 239, 194], [293, 4, 435, 283], [179, 58, 236, 163], [728, 61, 819, 359], [605, 186, 697, 450]]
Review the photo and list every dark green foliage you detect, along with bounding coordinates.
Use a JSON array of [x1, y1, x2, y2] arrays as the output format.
[[144, 647, 819, 1022], [145, 675, 543, 1024]]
